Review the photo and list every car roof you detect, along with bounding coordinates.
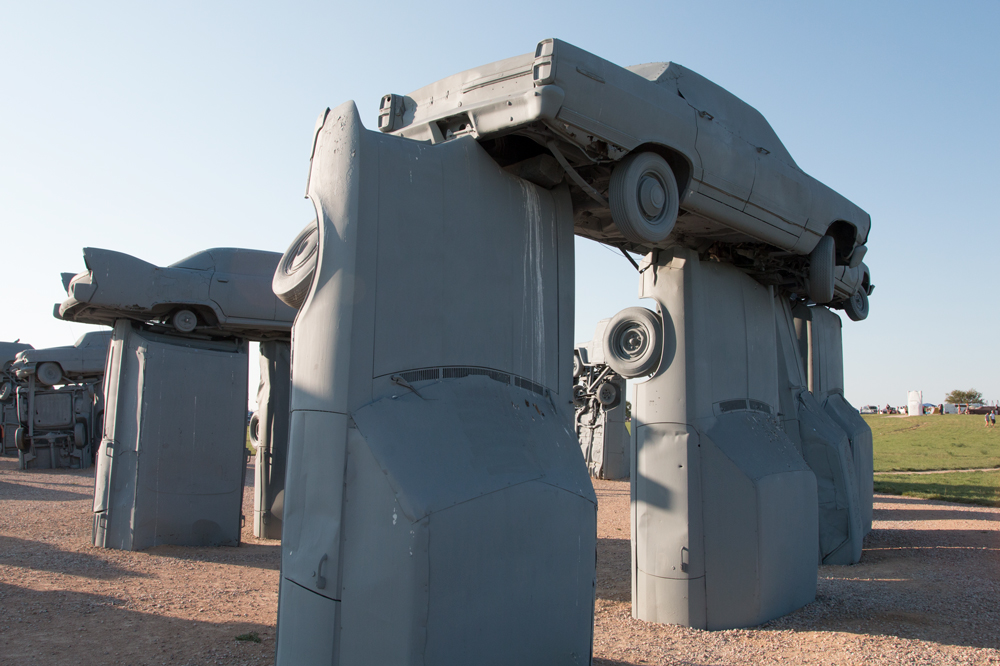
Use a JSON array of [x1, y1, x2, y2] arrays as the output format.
[[74, 331, 113, 349], [170, 248, 282, 276], [626, 61, 796, 167]]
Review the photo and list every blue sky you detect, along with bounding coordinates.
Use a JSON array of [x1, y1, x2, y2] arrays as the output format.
[[2, 1, 998, 407]]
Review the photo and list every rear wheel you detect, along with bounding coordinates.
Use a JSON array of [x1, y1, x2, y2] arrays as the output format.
[[171, 309, 198, 333], [808, 235, 835, 304], [273, 220, 319, 309], [609, 152, 679, 246], [602, 307, 662, 378]]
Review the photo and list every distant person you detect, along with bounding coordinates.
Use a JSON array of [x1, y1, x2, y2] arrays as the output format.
[[992, 412, 996, 427], [939, 403, 944, 415], [986, 412, 991, 427]]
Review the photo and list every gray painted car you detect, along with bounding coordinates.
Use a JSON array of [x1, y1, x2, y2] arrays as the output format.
[[12, 331, 111, 386], [380, 38, 871, 305], [57, 247, 296, 340]]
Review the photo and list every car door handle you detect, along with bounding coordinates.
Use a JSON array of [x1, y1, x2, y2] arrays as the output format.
[[316, 553, 328, 590]]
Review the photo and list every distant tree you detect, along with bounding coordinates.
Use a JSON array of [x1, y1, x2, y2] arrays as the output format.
[[944, 389, 983, 404], [625, 400, 632, 421]]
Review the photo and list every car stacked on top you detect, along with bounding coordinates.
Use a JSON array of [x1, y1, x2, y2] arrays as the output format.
[[376, 38, 873, 319], [57, 247, 297, 338]]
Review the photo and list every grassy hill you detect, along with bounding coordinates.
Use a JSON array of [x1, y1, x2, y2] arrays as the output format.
[[865, 414, 1000, 472]]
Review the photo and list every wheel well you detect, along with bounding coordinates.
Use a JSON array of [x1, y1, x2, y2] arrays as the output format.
[[162, 304, 219, 327], [630, 143, 693, 202], [825, 220, 858, 264]]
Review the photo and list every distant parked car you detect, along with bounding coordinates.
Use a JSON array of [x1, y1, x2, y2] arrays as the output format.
[[380, 38, 871, 305], [57, 247, 296, 340], [859, 405, 878, 414]]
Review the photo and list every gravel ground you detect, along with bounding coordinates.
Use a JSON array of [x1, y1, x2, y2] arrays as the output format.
[[1, 457, 997, 665]]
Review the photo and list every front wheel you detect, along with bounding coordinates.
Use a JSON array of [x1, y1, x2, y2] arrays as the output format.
[[609, 152, 679, 246], [844, 288, 870, 321], [602, 307, 662, 378]]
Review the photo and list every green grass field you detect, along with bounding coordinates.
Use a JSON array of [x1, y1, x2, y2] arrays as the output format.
[[873, 471, 1000, 507], [866, 413, 1000, 506], [864, 414, 1000, 472]]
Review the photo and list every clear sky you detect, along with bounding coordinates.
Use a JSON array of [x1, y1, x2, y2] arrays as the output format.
[[2, 1, 998, 408]]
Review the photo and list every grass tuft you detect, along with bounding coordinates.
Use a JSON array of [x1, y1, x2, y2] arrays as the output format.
[[235, 631, 261, 643]]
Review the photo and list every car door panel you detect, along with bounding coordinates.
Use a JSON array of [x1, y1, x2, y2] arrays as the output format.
[[746, 154, 811, 241]]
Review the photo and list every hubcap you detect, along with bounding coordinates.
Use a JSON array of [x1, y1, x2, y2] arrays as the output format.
[[638, 175, 665, 219], [615, 323, 649, 360]]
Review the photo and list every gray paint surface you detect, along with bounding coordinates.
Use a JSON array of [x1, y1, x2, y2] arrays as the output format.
[[774, 301, 870, 563], [93, 320, 249, 550], [804, 305, 874, 536], [575, 327, 629, 480], [630, 247, 818, 629], [275, 101, 594, 665], [252, 340, 290, 540]]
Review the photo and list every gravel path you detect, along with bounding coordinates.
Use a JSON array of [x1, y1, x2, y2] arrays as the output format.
[[1, 457, 997, 665]]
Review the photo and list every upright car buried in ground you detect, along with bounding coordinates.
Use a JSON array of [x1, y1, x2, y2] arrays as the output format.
[[380, 38, 872, 310]]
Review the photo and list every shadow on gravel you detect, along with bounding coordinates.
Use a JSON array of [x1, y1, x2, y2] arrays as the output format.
[[759, 524, 1000, 649], [145, 543, 281, 570], [0, 478, 92, 501], [596, 537, 630, 601], [874, 491, 999, 514], [0, 583, 274, 666], [0, 535, 150, 579]]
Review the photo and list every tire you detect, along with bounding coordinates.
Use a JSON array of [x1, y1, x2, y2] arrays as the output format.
[[74, 422, 87, 449], [609, 152, 679, 246], [808, 235, 835, 304], [844, 288, 870, 322], [602, 307, 662, 378], [36, 362, 64, 386], [0, 381, 10, 401], [573, 351, 584, 379], [273, 220, 320, 310], [596, 381, 621, 408], [249, 412, 261, 448], [172, 309, 198, 333], [14, 427, 28, 453]]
